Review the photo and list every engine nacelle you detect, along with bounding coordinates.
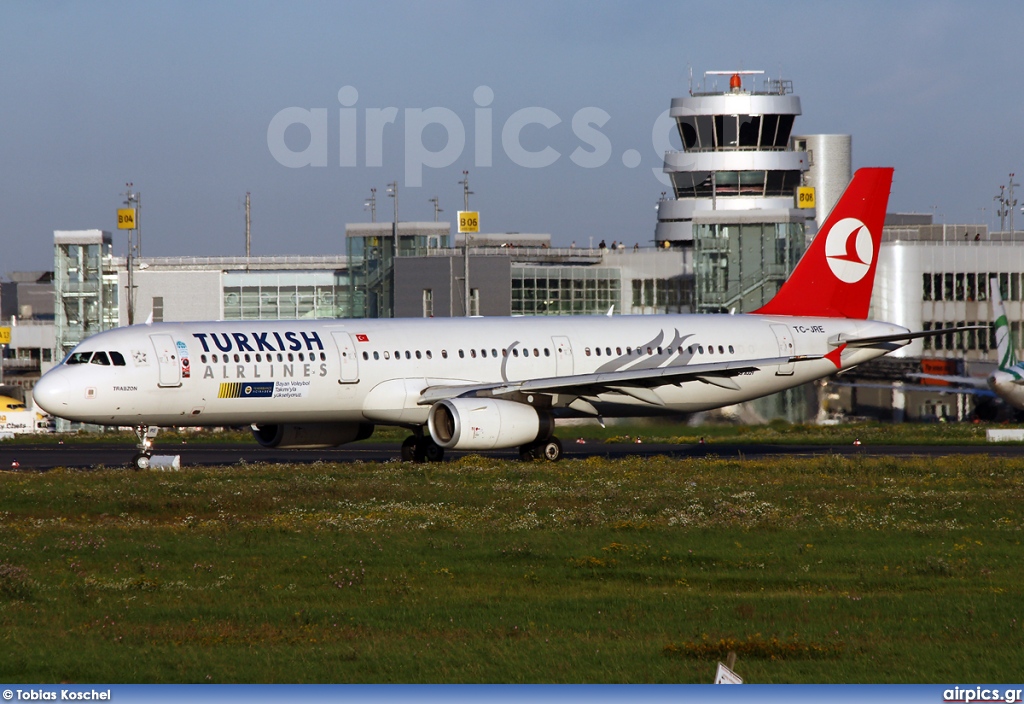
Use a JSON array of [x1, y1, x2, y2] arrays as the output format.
[[427, 398, 551, 451], [252, 422, 374, 449]]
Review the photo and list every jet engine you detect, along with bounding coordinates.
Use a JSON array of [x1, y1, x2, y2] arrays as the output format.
[[427, 398, 552, 451], [252, 422, 375, 449]]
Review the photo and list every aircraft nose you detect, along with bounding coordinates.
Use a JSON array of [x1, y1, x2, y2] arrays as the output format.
[[33, 372, 70, 416]]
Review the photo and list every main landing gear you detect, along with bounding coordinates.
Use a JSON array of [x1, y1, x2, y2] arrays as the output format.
[[401, 434, 445, 463], [131, 425, 158, 470], [518, 437, 563, 462]]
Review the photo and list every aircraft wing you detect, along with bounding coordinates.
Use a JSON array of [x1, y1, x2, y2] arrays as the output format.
[[906, 373, 991, 389], [418, 354, 822, 406], [830, 379, 997, 397]]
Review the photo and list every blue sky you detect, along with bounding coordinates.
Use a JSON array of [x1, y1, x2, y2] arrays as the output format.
[[2, 0, 1022, 273]]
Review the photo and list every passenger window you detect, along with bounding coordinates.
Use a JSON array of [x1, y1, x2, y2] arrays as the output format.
[[458, 350, 464, 358], [471, 349, 477, 358], [90, 351, 110, 366], [729, 345, 735, 354], [657, 347, 663, 355], [201, 354, 208, 363], [533, 348, 539, 356], [277, 353, 284, 362], [245, 354, 252, 363], [373, 351, 380, 360], [513, 349, 519, 357], [626, 347, 632, 355], [404, 351, 411, 359], [426, 350, 432, 359], [615, 347, 621, 355], [491, 349, 498, 357], [718, 345, 724, 354], [110, 351, 127, 366], [234, 354, 241, 363], [415, 350, 422, 359], [545, 348, 550, 357], [383, 351, 390, 360], [481, 349, 487, 358], [441, 350, 447, 359], [698, 346, 704, 354], [585, 348, 591, 356], [362, 351, 369, 360], [595, 347, 602, 357]]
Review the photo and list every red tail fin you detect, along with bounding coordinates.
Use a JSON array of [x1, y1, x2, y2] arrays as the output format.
[[754, 167, 894, 319]]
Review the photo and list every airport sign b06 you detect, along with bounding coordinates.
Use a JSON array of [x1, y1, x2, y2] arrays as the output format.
[[458, 211, 479, 234]]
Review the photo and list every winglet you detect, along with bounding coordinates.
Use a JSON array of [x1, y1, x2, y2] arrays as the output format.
[[754, 167, 894, 319]]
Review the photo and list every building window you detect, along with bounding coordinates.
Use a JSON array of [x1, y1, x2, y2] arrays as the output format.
[[422, 289, 433, 318], [469, 288, 480, 316], [152, 296, 164, 323]]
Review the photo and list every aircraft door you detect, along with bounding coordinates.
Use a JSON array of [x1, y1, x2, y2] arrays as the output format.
[[769, 324, 795, 376], [150, 334, 182, 388], [552, 336, 574, 376], [332, 331, 360, 383]]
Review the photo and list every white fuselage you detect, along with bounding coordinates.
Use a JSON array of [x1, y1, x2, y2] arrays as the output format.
[[34, 313, 907, 429]]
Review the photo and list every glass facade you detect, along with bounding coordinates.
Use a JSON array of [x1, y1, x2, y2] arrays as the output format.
[[222, 271, 350, 320], [693, 221, 805, 313], [54, 234, 117, 359], [512, 266, 621, 315]]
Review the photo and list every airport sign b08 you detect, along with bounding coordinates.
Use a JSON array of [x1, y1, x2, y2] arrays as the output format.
[[0, 327, 10, 345]]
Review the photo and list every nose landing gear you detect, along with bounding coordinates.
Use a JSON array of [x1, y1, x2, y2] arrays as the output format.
[[130, 425, 159, 470]]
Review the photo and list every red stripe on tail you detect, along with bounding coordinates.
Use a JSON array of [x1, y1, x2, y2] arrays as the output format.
[[754, 167, 894, 319]]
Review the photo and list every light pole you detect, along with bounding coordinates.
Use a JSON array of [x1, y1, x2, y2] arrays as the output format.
[[459, 171, 474, 316], [122, 183, 140, 325], [387, 182, 398, 255], [364, 187, 377, 223], [429, 196, 442, 222]]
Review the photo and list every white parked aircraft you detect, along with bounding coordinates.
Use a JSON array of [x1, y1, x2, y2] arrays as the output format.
[[35, 167, 941, 468], [909, 276, 1024, 414]]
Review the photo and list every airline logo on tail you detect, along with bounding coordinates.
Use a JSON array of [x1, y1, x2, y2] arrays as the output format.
[[825, 218, 873, 284]]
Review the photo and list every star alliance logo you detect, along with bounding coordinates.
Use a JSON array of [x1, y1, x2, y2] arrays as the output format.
[[824, 217, 873, 284], [132, 350, 148, 366]]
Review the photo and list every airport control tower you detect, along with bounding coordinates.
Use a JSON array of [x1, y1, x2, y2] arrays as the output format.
[[655, 70, 817, 314]]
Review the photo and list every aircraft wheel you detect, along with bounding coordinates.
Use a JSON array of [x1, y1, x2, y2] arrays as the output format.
[[423, 440, 445, 463], [538, 437, 563, 462], [132, 453, 151, 471], [518, 444, 536, 461], [400, 436, 417, 462]]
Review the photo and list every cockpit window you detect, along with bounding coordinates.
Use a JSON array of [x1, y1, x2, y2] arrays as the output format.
[[67, 351, 93, 365], [110, 351, 127, 366], [90, 351, 111, 366]]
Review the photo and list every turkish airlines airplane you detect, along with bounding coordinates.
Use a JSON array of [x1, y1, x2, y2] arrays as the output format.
[[34, 167, 936, 468]]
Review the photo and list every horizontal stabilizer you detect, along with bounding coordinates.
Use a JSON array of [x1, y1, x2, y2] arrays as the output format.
[[828, 326, 987, 348]]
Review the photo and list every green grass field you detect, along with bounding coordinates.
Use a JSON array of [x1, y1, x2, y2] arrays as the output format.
[[1, 452, 1022, 683]]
